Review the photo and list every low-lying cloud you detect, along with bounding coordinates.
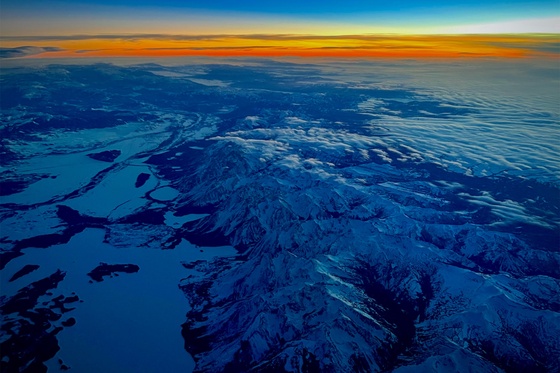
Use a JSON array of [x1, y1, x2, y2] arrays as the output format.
[[0, 46, 64, 58]]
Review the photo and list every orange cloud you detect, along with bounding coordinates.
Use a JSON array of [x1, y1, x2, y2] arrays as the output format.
[[1, 34, 558, 59]]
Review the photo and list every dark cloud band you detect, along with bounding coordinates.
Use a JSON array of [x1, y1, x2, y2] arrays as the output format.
[[0, 46, 64, 58]]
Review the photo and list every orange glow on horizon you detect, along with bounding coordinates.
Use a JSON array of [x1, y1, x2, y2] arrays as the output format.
[[2, 34, 558, 59]]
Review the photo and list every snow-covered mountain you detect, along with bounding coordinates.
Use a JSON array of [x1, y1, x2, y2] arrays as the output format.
[[174, 111, 559, 372], [1, 60, 558, 372]]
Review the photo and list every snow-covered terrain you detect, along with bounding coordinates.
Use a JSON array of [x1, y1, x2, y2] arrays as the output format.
[[1, 60, 558, 372]]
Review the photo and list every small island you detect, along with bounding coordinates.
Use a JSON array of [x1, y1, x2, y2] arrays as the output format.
[[87, 263, 140, 282], [87, 150, 121, 162], [135, 173, 151, 188]]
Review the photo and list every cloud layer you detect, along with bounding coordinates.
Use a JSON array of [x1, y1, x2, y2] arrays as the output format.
[[1, 34, 558, 59]]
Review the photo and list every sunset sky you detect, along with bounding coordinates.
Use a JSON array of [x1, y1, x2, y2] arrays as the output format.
[[1, 0, 559, 59]]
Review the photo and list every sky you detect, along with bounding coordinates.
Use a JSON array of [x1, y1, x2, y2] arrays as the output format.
[[1, 0, 559, 59]]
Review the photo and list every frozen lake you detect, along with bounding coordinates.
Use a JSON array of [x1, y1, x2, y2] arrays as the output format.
[[1, 229, 236, 373]]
